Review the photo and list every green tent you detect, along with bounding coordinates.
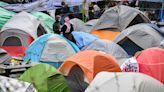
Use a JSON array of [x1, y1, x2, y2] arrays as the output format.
[[0, 1, 8, 6], [31, 12, 55, 33], [20, 64, 72, 92], [0, 7, 16, 29]]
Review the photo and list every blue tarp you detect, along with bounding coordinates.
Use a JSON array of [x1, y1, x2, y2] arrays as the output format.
[[72, 31, 99, 49]]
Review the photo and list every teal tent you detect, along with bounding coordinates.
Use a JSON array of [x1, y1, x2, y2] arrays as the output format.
[[0, 7, 15, 29], [31, 11, 55, 33]]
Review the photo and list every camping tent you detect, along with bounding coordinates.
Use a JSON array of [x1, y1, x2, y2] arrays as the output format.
[[31, 11, 55, 33], [20, 64, 71, 92], [24, 34, 78, 68], [72, 31, 99, 49], [85, 19, 99, 33], [136, 47, 164, 84], [0, 7, 15, 30], [114, 23, 164, 56], [85, 72, 164, 92], [91, 5, 150, 40], [70, 18, 89, 33], [0, 48, 12, 64], [59, 50, 121, 83], [0, 12, 49, 59], [0, 75, 36, 92], [82, 39, 129, 65]]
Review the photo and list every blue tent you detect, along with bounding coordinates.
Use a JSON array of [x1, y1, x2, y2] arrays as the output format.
[[24, 34, 79, 68], [72, 31, 99, 49]]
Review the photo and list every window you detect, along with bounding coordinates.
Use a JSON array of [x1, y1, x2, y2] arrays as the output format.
[[3, 36, 22, 46], [37, 24, 47, 37], [127, 14, 149, 28]]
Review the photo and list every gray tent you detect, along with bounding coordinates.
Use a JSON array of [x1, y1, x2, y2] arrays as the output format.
[[93, 5, 150, 31], [85, 72, 164, 92], [114, 23, 164, 56], [0, 48, 12, 64], [0, 12, 49, 59], [85, 19, 99, 33], [82, 39, 129, 65], [70, 18, 90, 33]]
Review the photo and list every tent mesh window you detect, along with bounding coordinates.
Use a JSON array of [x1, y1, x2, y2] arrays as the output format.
[[65, 65, 89, 92], [127, 14, 149, 28], [37, 24, 47, 37], [118, 37, 143, 56], [3, 36, 22, 46]]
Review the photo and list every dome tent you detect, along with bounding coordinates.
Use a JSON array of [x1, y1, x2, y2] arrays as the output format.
[[114, 23, 164, 56], [24, 34, 79, 68], [136, 47, 164, 84], [0, 12, 49, 59], [82, 39, 129, 65], [59, 50, 121, 83], [85, 72, 164, 92], [20, 64, 71, 92], [91, 5, 150, 40]]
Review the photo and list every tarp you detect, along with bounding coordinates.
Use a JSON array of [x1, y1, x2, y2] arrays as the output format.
[[31, 11, 55, 33], [114, 23, 164, 56], [0, 75, 37, 92], [72, 31, 99, 49], [20, 64, 71, 92], [0, 48, 12, 64], [136, 47, 164, 84], [0, 7, 15, 29], [59, 50, 121, 83], [85, 72, 164, 92], [0, 0, 103, 12], [93, 5, 150, 31], [24, 34, 78, 68], [82, 39, 129, 65]]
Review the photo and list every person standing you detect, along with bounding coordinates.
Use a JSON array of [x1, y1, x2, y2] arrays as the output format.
[[53, 15, 61, 34], [61, 16, 76, 43], [92, 2, 100, 19]]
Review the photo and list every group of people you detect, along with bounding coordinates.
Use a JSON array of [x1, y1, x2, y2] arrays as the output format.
[[53, 15, 76, 44]]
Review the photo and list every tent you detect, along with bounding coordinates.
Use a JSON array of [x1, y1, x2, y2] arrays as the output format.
[[0, 75, 36, 92], [20, 64, 71, 92], [85, 19, 99, 33], [70, 18, 89, 33], [0, 48, 12, 64], [59, 50, 121, 83], [85, 72, 164, 92], [114, 23, 164, 56], [136, 47, 164, 84], [72, 31, 99, 49], [0, 12, 49, 59], [24, 34, 79, 68], [82, 39, 129, 65], [91, 5, 150, 40], [0, 7, 15, 30], [31, 11, 55, 33]]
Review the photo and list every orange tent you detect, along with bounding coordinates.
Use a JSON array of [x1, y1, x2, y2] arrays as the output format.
[[136, 47, 164, 84], [91, 30, 120, 40], [59, 50, 121, 83]]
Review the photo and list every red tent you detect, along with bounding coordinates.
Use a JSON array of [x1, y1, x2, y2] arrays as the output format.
[[136, 47, 164, 84]]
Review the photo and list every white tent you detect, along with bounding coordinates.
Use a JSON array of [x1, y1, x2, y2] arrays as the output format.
[[85, 72, 164, 92]]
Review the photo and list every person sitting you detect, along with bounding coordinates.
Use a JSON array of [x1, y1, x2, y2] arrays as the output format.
[[61, 17, 76, 43]]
